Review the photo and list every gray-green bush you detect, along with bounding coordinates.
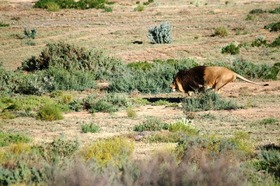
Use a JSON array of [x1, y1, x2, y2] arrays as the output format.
[[148, 22, 172, 44], [183, 91, 239, 112], [109, 59, 198, 93]]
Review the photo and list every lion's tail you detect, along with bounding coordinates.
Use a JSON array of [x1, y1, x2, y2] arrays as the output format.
[[236, 74, 269, 86]]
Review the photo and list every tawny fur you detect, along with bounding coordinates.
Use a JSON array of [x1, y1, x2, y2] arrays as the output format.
[[170, 66, 268, 94]]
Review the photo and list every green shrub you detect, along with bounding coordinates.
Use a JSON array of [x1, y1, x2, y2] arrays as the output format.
[[264, 22, 280, 32], [183, 91, 239, 112], [176, 132, 254, 161], [23, 28, 37, 39], [268, 6, 280, 14], [213, 26, 228, 37], [270, 35, 280, 47], [254, 149, 280, 181], [221, 43, 240, 55], [251, 36, 267, 47], [34, 0, 109, 10], [134, 117, 168, 132], [109, 59, 198, 93], [148, 22, 172, 44], [46, 1, 60, 11], [231, 59, 279, 80], [249, 8, 266, 14], [80, 137, 134, 168], [0, 22, 9, 27], [134, 4, 144, 11], [20, 42, 125, 81], [81, 123, 101, 133], [84, 93, 130, 113], [126, 107, 137, 118], [39, 137, 79, 162], [168, 119, 198, 136], [36, 104, 63, 121], [259, 118, 279, 126], [0, 132, 30, 147]]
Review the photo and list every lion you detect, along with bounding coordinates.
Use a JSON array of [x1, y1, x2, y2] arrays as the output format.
[[170, 66, 268, 95]]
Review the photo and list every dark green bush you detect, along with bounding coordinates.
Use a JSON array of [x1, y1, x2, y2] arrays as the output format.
[[268, 6, 280, 14], [23, 28, 37, 39], [148, 22, 172, 44], [183, 91, 239, 112], [249, 8, 266, 14], [264, 22, 280, 32], [0, 22, 9, 27], [221, 43, 240, 55], [270, 35, 280, 47]]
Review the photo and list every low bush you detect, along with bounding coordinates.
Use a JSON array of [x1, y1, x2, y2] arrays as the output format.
[[20, 42, 126, 80], [270, 35, 280, 47], [264, 22, 280, 32], [148, 22, 172, 44], [0, 132, 30, 147], [268, 6, 280, 14], [221, 43, 240, 55], [23, 28, 37, 39], [0, 22, 9, 27], [126, 107, 137, 118], [134, 117, 168, 132], [36, 104, 63, 121], [168, 119, 198, 136], [109, 59, 198, 93], [249, 8, 266, 14], [34, 0, 109, 10], [251, 36, 267, 47], [39, 137, 79, 162], [254, 149, 280, 181], [213, 26, 228, 37], [81, 123, 101, 133], [84, 93, 130, 113], [176, 131, 254, 161], [80, 137, 134, 168], [182, 91, 239, 112], [258, 118, 279, 126]]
